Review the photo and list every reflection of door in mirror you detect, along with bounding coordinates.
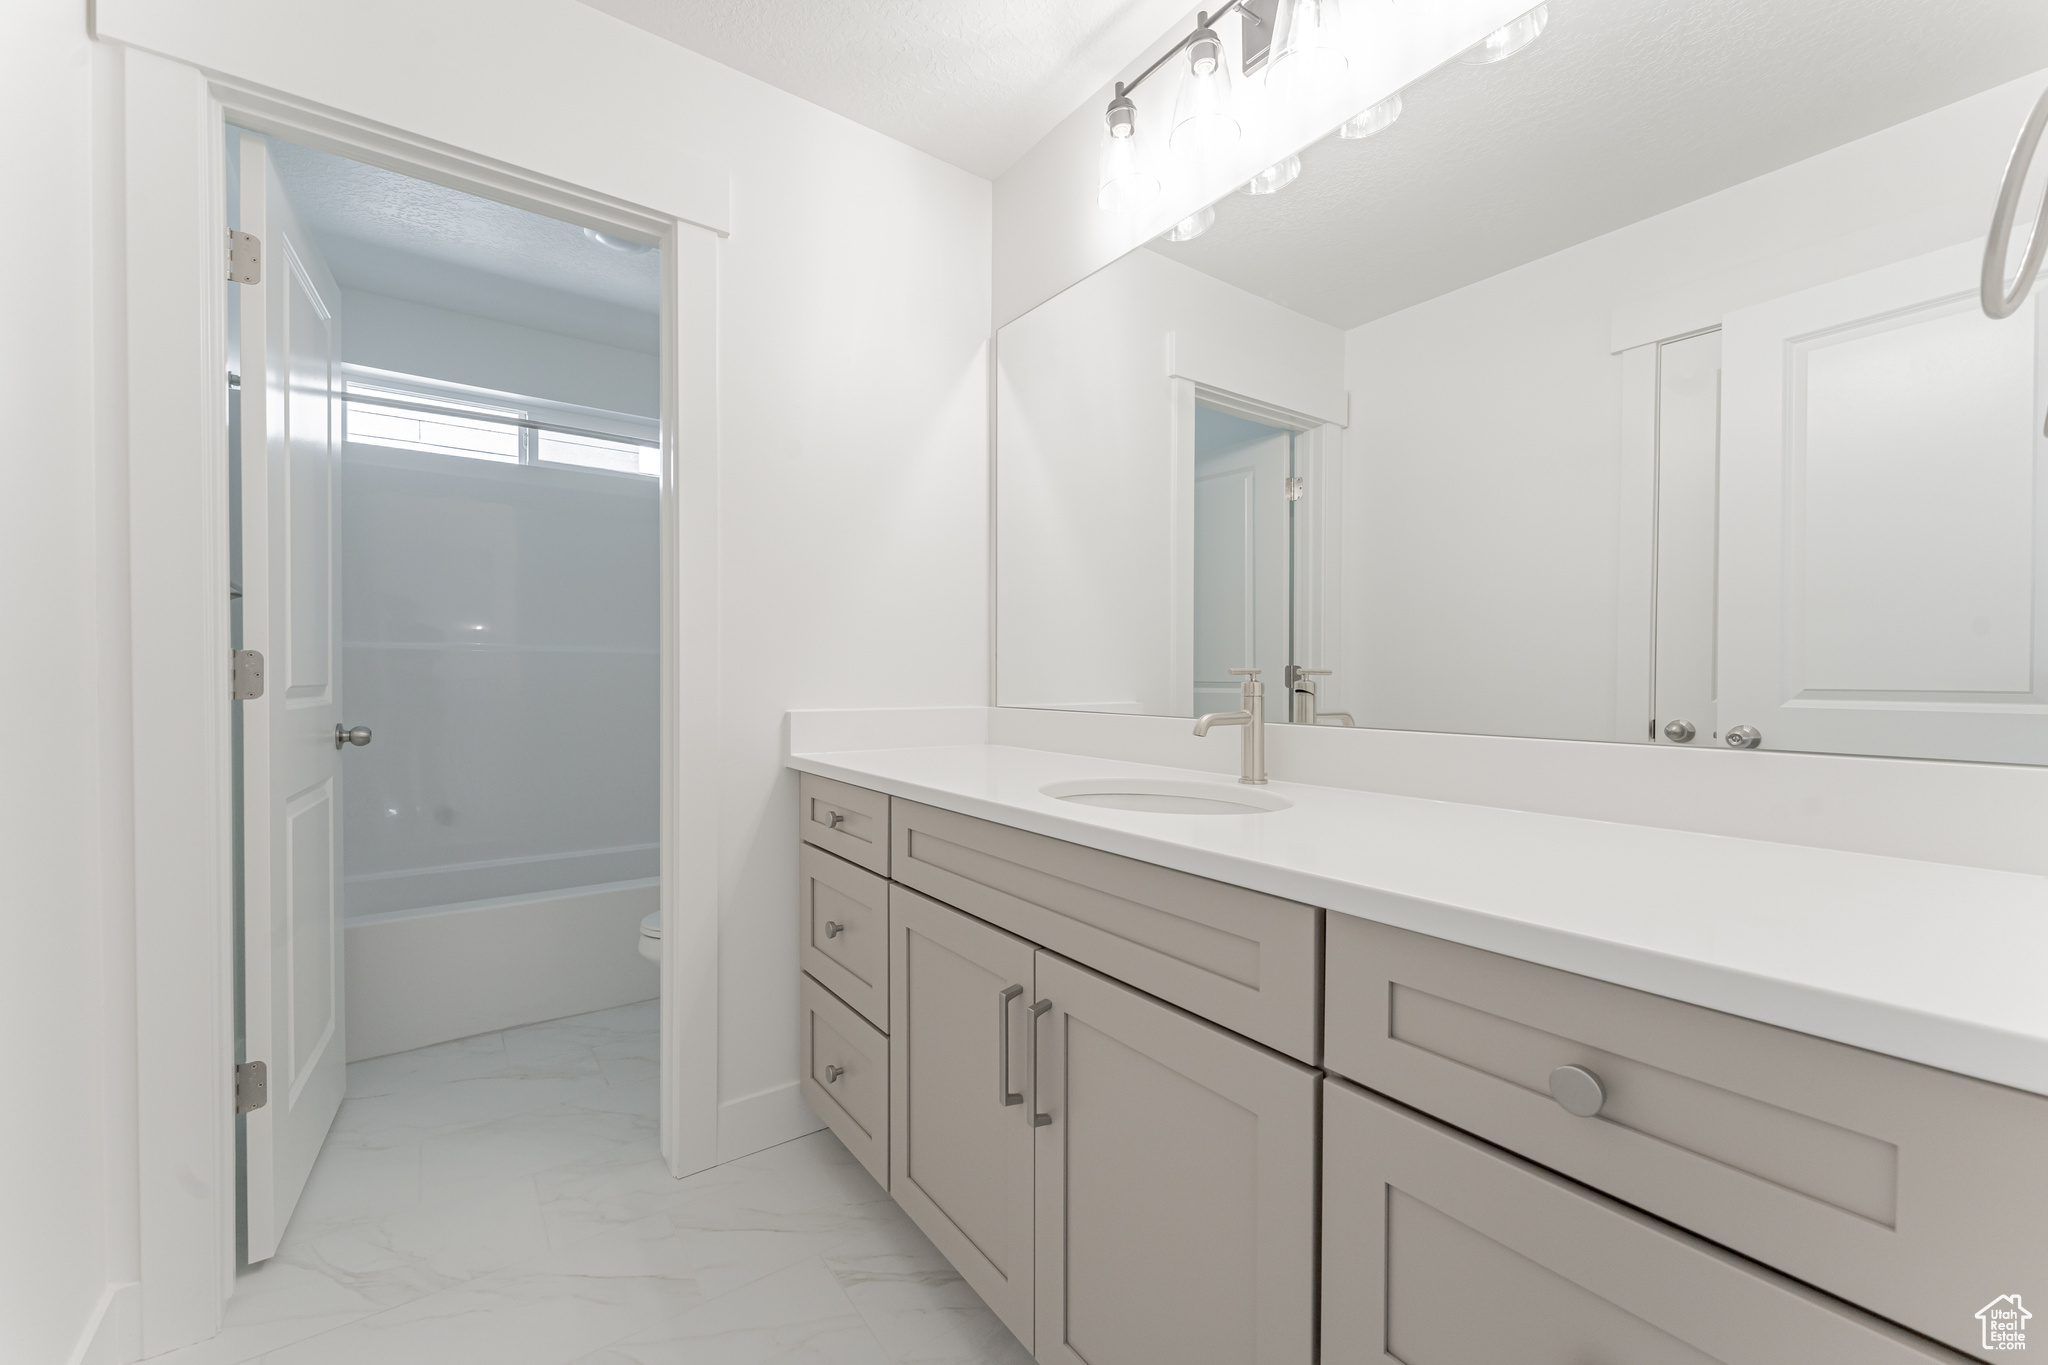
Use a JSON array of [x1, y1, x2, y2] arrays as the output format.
[[1193, 407, 1293, 718], [1721, 241, 2048, 764]]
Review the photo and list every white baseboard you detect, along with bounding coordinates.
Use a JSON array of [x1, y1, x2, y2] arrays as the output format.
[[717, 1079, 822, 1163], [69, 1281, 140, 1365], [345, 881, 659, 1060]]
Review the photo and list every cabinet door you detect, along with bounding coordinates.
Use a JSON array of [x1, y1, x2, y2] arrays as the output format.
[[888, 886, 1038, 1351], [1032, 951, 1317, 1365], [1323, 1078, 1967, 1365]]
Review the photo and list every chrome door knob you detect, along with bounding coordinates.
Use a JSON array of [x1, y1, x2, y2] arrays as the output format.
[[1548, 1065, 1606, 1118], [1662, 719, 1697, 743], [1724, 725, 1763, 750], [335, 725, 372, 749]]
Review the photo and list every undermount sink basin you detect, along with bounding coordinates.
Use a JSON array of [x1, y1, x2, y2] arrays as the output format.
[[1040, 778, 1292, 815]]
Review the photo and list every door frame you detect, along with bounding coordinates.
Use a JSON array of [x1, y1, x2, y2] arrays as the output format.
[[1168, 378, 1345, 717], [119, 50, 726, 1355]]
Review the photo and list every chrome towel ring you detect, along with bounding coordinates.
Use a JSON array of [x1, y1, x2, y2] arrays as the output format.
[[1982, 85, 2048, 319]]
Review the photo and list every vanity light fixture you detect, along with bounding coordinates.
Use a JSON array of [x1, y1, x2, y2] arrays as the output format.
[[1095, 3, 1253, 196], [1339, 91, 1402, 139], [1170, 21, 1242, 158], [1163, 205, 1218, 241], [1459, 2, 1547, 63], [1242, 153, 1302, 195], [1099, 94, 1161, 212], [1267, 0, 1347, 99]]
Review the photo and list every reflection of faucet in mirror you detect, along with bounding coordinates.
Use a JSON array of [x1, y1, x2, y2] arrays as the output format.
[[1285, 665, 1356, 727], [1194, 667, 1267, 784]]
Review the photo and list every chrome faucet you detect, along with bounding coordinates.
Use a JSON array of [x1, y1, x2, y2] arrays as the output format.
[[1194, 667, 1268, 784], [1284, 664, 1356, 727]]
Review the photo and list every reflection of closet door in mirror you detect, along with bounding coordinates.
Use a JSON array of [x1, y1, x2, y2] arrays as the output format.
[[1721, 240, 2048, 764], [1193, 412, 1291, 718], [1652, 330, 1722, 747]]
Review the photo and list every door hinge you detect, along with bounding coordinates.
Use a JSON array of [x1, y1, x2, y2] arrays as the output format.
[[232, 649, 265, 700], [227, 229, 261, 285], [1285, 476, 1305, 501], [235, 1060, 268, 1114]]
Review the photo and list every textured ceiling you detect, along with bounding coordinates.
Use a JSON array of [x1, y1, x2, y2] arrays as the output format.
[[265, 139, 661, 352], [1151, 0, 2048, 330], [578, 0, 1201, 177]]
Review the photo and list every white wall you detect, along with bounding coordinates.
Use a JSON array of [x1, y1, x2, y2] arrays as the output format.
[[7, 0, 990, 1356], [340, 446, 660, 916], [0, 6, 127, 1363], [1341, 70, 2048, 743], [997, 248, 1339, 714], [341, 288, 660, 418]]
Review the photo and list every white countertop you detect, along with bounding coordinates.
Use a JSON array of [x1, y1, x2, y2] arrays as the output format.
[[789, 742, 2048, 1097]]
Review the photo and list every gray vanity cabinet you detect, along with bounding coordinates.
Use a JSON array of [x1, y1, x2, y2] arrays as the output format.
[[1325, 914, 2048, 1360], [888, 885, 1039, 1350], [1031, 951, 1318, 1365], [1322, 1079, 1968, 1365]]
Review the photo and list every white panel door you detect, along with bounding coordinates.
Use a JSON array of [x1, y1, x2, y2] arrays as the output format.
[[1720, 240, 2048, 763], [239, 133, 348, 1261], [1651, 330, 1722, 747], [1193, 430, 1290, 716]]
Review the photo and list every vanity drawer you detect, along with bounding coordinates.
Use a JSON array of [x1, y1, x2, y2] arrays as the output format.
[[798, 773, 890, 876], [1323, 1078, 1967, 1365], [799, 844, 888, 1031], [800, 972, 888, 1187], [890, 798, 1319, 1062], [1325, 914, 2048, 1361]]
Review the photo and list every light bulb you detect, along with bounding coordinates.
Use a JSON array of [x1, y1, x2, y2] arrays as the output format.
[[1098, 95, 1159, 214], [1460, 3, 1547, 63], [1170, 26, 1240, 159], [1268, 0, 1348, 101], [1162, 206, 1217, 242], [1242, 154, 1302, 196], [1339, 92, 1401, 140]]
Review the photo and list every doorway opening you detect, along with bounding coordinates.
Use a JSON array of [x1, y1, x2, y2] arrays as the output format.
[[226, 127, 664, 1273]]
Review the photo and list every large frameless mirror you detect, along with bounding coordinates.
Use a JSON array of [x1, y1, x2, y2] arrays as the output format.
[[996, 0, 2048, 765]]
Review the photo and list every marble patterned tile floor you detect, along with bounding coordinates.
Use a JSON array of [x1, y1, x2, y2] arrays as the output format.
[[148, 1002, 1032, 1365]]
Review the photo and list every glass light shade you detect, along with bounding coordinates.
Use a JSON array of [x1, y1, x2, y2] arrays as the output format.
[[1460, 3, 1547, 63], [1098, 116, 1159, 214], [1170, 27, 1240, 159], [1267, 0, 1348, 100], [1162, 205, 1217, 242], [1339, 92, 1402, 140], [1241, 154, 1302, 196]]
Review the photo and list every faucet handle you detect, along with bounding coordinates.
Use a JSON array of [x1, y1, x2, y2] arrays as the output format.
[[1227, 667, 1262, 677]]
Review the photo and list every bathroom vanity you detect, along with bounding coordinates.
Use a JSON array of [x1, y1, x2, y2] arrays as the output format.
[[791, 746, 2048, 1365]]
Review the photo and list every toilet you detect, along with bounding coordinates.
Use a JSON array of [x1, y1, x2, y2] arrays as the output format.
[[637, 910, 661, 963]]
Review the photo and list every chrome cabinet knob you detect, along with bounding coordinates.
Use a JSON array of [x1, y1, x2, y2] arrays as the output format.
[[826, 810, 846, 828], [1548, 1065, 1606, 1118], [1662, 719, 1696, 743], [335, 725, 372, 749], [823, 920, 844, 938], [823, 1064, 844, 1084], [1724, 725, 1763, 750]]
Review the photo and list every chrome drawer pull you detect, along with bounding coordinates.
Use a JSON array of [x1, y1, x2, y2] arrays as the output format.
[[1549, 1065, 1607, 1118], [824, 1064, 844, 1083], [1029, 998, 1053, 1127], [823, 920, 844, 938], [827, 810, 846, 828], [998, 984, 1025, 1106]]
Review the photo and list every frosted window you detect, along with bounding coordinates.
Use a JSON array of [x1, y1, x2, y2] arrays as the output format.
[[537, 430, 660, 477], [344, 386, 522, 463]]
